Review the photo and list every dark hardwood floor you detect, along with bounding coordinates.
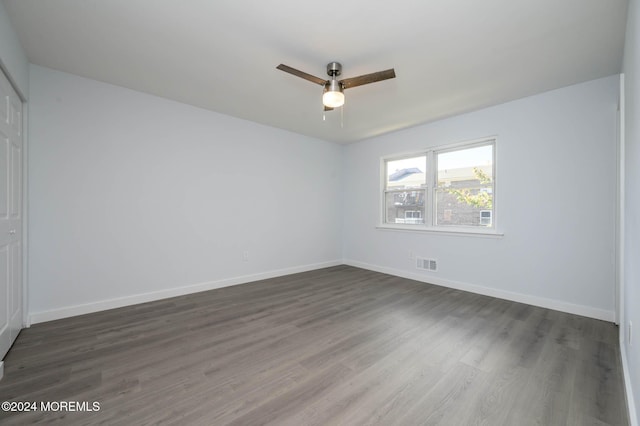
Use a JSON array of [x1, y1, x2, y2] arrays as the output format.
[[0, 265, 629, 425]]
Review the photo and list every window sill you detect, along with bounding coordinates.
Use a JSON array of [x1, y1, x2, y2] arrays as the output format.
[[376, 224, 504, 238]]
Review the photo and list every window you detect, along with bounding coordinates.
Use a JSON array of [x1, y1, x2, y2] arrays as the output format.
[[384, 155, 426, 225], [382, 138, 495, 232]]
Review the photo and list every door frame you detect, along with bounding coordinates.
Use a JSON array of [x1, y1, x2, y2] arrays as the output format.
[[21, 94, 27, 328], [616, 74, 625, 328]]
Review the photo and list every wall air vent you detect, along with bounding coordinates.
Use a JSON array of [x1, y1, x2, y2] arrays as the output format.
[[416, 257, 437, 271]]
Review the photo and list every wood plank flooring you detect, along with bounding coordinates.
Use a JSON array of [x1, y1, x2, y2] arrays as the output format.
[[0, 265, 629, 425]]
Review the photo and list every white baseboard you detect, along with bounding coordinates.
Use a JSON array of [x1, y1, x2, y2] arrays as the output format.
[[28, 260, 342, 324], [343, 259, 615, 322], [620, 342, 639, 426], [28, 258, 616, 324]]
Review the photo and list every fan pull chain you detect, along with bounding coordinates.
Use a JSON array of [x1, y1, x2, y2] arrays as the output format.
[[341, 105, 344, 128]]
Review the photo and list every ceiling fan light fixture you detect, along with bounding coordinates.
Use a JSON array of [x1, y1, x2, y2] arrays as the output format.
[[323, 79, 344, 108]]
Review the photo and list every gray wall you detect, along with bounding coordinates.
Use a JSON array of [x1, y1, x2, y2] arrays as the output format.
[[27, 65, 343, 321], [343, 75, 619, 321], [0, 0, 28, 99]]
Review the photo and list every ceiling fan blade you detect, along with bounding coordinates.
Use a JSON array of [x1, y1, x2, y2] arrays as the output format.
[[324, 105, 334, 112], [340, 69, 396, 89], [276, 64, 327, 86]]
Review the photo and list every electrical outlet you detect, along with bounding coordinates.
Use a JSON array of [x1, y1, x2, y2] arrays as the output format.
[[242, 251, 249, 262], [630, 321, 633, 346]]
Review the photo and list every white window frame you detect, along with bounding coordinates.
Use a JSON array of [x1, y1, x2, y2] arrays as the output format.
[[378, 136, 502, 237]]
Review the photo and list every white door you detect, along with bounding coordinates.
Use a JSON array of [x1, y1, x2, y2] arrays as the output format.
[[0, 68, 22, 360]]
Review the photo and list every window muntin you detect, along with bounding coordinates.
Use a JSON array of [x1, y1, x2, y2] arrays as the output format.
[[382, 139, 495, 231]]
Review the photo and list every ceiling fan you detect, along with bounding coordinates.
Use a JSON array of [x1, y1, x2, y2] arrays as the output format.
[[276, 62, 396, 110]]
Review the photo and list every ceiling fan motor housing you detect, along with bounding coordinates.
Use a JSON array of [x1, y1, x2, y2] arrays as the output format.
[[327, 62, 342, 77]]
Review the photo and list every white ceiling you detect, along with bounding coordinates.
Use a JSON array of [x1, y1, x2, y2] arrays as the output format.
[[3, 0, 628, 143]]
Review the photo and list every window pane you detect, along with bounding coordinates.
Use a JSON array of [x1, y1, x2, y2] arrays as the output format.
[[385, 190, 425, 224], [386, 156, 426, 189], [436, 144, 493, 227]]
